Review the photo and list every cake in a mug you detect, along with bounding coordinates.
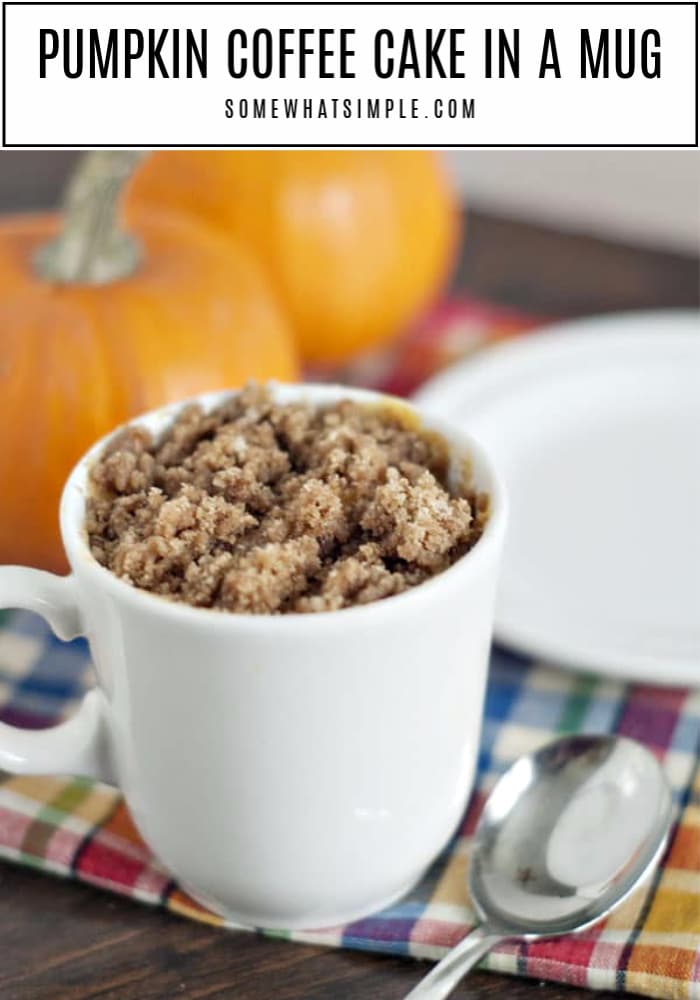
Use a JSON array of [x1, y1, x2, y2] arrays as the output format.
[[87, 384, 488, 614]]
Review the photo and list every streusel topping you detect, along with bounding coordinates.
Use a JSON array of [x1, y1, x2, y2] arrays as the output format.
[[87, 385, 487, 613]]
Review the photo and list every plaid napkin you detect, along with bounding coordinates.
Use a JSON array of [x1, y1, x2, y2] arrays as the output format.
[[1, 299, 699, 1000]]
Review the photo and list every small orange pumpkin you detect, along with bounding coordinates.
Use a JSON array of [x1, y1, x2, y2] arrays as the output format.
[[128, 151, 460, 364], [0, 153, 298, 572]]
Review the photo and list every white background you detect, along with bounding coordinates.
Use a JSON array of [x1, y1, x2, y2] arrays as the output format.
[[3, 3, 698, 147], [446, 149, 700, 251]]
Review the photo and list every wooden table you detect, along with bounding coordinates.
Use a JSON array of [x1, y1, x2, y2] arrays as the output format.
[[0, 211, 697, 1000]]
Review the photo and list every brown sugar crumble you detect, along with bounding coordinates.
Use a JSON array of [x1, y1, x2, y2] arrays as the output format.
[[86, 385, 488, 614]]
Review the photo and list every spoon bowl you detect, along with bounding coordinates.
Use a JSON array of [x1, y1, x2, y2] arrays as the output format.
[[470, 734, 672, 936], [407, 733, 673, 999]]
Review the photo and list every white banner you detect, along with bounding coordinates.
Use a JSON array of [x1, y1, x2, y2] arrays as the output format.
[[2, 3, 698, 147]]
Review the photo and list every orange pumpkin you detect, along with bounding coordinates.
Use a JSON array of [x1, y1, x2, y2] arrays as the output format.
[[0, 154, 298, 573], [128, 151, 459, 364]]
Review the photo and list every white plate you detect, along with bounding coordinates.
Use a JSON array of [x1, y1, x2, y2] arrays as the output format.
[[415, 310, 700, 685]]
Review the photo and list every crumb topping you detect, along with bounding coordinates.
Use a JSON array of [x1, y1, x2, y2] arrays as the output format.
[[86, 384, 487, 614]]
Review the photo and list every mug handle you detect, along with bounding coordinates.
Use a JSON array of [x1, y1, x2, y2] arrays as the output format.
[[0, 566, 114, 782]]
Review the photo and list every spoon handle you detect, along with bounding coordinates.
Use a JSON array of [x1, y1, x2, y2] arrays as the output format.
[[404, 925, 504, 1000]]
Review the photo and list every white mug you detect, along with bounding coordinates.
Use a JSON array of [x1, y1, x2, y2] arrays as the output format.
[[0, 384, 506, 929]]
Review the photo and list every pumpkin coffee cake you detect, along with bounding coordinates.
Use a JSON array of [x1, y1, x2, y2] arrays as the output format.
[[87, 384, 487, 614]]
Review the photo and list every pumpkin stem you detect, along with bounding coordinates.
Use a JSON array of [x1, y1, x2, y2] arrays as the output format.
[[34, 151, 148, 285]]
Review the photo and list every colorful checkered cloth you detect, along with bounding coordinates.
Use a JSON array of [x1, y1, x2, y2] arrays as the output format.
[[1, 300, 698, 1000]]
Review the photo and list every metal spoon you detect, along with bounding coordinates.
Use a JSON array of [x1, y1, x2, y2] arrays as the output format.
[[406, 733, 673, 1000]]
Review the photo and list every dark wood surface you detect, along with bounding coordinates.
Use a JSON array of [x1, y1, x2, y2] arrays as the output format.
[[0, 204, 697, 1000]]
